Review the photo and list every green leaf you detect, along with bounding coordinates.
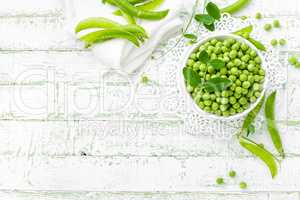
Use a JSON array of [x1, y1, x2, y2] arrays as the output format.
[[239, 136, 278, 178], [265, 91, 285, 159], [195, 14, 215, 25], [202, 77, 232, 92], [183, 33, 198, 42], [241, 94, 265, 135], [183, 67, 202, 88], [208, 59, 225, 69], [206, 2, 221, 20], [204, 23, 215, 31], [198, 50, 210, 64]]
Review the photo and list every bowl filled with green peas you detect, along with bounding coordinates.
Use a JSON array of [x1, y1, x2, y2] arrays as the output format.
[[182, 33, 267, 119]]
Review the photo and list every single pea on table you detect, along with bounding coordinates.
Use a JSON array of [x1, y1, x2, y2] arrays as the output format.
[[185, 37, 265, 117]]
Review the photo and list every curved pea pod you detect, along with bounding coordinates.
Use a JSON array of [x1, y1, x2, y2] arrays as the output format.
[[110, 0, 169, 20], [234, 25, 253, 35], [122, 24, 149, 38], [247, 37, 266, 51], [80, 28, 140, 47], [265, 91, 285, 159], [239, 136, 278, 178], [240, 94, 265, 135], [75, 17, 122, 33], [114, 0, 165, 16], [221, 0, 251, 14]]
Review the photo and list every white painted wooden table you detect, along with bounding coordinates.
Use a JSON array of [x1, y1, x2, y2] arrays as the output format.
[[1, 0, 300, 199]]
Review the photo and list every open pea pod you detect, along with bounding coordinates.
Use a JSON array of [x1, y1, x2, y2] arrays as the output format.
[[75, 17, 122, 33], [80, 28, 140, 47], [265, 91, 285, 158], [114, 0, 165, 16], [239, 136, 278, 178], [109, 0, 169, 20]]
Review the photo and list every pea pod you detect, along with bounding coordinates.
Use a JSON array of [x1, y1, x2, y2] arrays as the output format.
[[75, 17, 122, 33], [114, 0, 165, 16], [80, 28, 140, 47], [247, 37, 266, 51], [234, 25, 253, 35], [239, 136, 278, 178], [110, 0, 169, 20], [221, 0, 251, 14], [240, 94, 265, 135], [265, 91, 285, 158]]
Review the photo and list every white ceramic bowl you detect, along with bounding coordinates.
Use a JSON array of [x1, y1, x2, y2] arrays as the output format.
[[180, 33, 267, 120]]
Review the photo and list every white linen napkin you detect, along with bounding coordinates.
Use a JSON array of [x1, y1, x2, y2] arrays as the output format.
[[64, 0, 195, 73]]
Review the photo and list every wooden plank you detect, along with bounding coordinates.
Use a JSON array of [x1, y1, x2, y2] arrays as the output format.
[[0, 191, 278, 200], [0, 156, 298, 191], [0, 0, 63, 17]]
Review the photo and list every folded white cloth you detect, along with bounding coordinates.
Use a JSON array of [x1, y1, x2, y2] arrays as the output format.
[[64, 0, 195, 73]]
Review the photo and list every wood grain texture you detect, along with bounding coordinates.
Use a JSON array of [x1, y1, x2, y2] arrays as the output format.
[[0, 0, 300, 199]]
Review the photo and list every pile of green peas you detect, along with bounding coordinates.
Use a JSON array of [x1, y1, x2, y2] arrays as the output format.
[[186, 37, 265, 117]]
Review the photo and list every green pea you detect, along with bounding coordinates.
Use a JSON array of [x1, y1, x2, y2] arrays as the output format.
[[247, 64, 255, 72], [216, 178, 224, 185], [223, 111, 230, 116], [273, 20, 280, 28], [271, 39, 278, 46], [210, 39, 218, 45], [190, 53, 197, 60], [222, 46, 229, 53], [259, 69, 265, 76], [202, 93, 210, 100], [208, 66, 215, 74], [255, 57, 262, 64], [279, 39, 286, 46], [239, 182, 247, 189], [229, 96, 237, 104], [221, 98, 229, 105], [232, 43, 240, 50], [215, 110, 222, 116], [199, 64, 207, 72], [250, 96, 257, 102], [230, 84, 236, 91], [187, 59, 195, 67], [250, 50, 257, 57], [229, 50, 238, 58], [241, 55, 250, 62], [234, 59, 242, 66], [264, 23, 272, 31], [197, 101, 205, 109], [193, 62, 201, 70], [223, 56, 230, 63], [187, 85, 193, 92], [235, 80, 242, 86], [212, 102, 219, 111], [242, 81, 251, 89], [222, 91, 230, 97], [255, 91, 261, 98], [248, 75, 255, 83], [288, 56, 298, 66], [231, 67, 239, 75], [237, 107, 244, 113], [233, 102, 240, 109], [204, 100, 212, 106], [227, 61, 234, 68], [240, 74, 247, 81], [204, 106, 211, 112], [220, 104, 228, 112], [242, 88, 248, 95], [229, 75, 237, 81], [255, 12, 262, 19], [296, 62, 300, 68], [235, 86, 243, 94]]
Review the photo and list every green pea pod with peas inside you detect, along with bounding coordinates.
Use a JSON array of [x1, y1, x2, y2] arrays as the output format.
[[221, 0, 251, 14], [239, 136, 278, 178], [80, 28, 141, 47], [109, 0, 169, 20], [114, 0, 165, 16], [265, 91, 285, 159], [239, 94, 265, 136]]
